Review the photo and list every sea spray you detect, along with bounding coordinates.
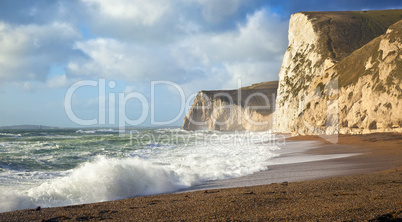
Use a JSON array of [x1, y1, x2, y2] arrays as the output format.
[[0, 157, 179, 212], [27, 157, 182, 207], [0, 129, 281, 212]]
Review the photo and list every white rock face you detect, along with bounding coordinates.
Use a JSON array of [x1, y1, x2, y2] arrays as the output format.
[[275, 12, 402, 135], [183, 84, 278, 131], [337, 23, 402, 134], [183, 11, 402, 134], [274, 13, 329, 133]]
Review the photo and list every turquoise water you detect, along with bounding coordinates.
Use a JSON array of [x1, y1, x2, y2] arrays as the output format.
[[0, 128, 279, 212]]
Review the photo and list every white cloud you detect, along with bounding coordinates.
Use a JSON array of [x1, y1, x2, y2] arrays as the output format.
[[124, 86, 137, 94], [192, 0, 242, 23], [0, 22, 81, 83], [68, 8, 288, 93], [223, 61, 280, 88], [82, 0, 171, 26], [177, 9, 287, 62], [46, 74, 68, 88], [172, 9, 288, 89], [10, 80, 44, 92], [68, 38, 187, 82], [77, 0, 262, 43], [79, 0, 181, 43], [0, 2, 287, 95]]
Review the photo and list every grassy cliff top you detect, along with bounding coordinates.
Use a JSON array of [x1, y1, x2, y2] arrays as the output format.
[[336, 19, 402, 88], [301, 9, 402, 61], [240, 81, 279, 90], [199, 81, 278, 93]]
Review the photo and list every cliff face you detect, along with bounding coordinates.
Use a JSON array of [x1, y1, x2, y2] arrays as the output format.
[[183, 81, 278, 131], [183, 10, 402, 134], [275, 10, 402, 135]]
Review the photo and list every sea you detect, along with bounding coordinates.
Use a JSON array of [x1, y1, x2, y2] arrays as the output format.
[[0, 127, 285, 213]]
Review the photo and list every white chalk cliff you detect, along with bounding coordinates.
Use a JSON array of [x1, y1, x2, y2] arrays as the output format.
[[274, 10, 402, 135], [184, 10, 402, 135], [183, 81, 278, 131]]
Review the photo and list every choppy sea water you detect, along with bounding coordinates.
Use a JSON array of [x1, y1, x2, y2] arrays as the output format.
[[0, 128, 282, 212]]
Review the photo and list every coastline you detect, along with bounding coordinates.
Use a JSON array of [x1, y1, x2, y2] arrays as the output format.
[[185, 133, 402, 192], [1, 133, 401, 221]]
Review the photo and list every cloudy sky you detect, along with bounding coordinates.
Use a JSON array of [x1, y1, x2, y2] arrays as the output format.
[[0, 0, 400, 128]]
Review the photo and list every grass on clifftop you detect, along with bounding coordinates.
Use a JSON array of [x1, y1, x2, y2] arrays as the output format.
[[336, 19, 402, 88], [303, 9, 402, 62], [356, 9, 402, 29], [240, 81, 279, 90]]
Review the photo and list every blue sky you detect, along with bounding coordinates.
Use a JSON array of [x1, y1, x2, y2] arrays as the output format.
[[0, 0, 400, 128]]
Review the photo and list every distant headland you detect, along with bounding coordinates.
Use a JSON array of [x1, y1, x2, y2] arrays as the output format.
[[0, 125, 59, 130]]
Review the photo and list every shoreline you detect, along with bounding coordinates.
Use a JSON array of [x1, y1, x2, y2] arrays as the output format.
[[184, 133, 402, 192], [1, 133, 402, 221]]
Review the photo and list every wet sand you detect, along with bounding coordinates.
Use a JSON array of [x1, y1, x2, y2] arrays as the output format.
[[1, 133, 402, 221]]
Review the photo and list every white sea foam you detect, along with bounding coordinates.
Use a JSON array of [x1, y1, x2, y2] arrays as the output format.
[[0, 133, 21, 137], [0, 131, 279, 212], [76, 129, 130, 134], [0, 130, 357, 213]]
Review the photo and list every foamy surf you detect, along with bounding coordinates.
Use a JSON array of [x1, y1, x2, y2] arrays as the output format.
[[0, 129, 280, 212], [0, 157, 183, 212]]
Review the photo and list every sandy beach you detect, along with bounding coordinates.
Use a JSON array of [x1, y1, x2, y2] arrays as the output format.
[[1, 133, 401, 221]]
